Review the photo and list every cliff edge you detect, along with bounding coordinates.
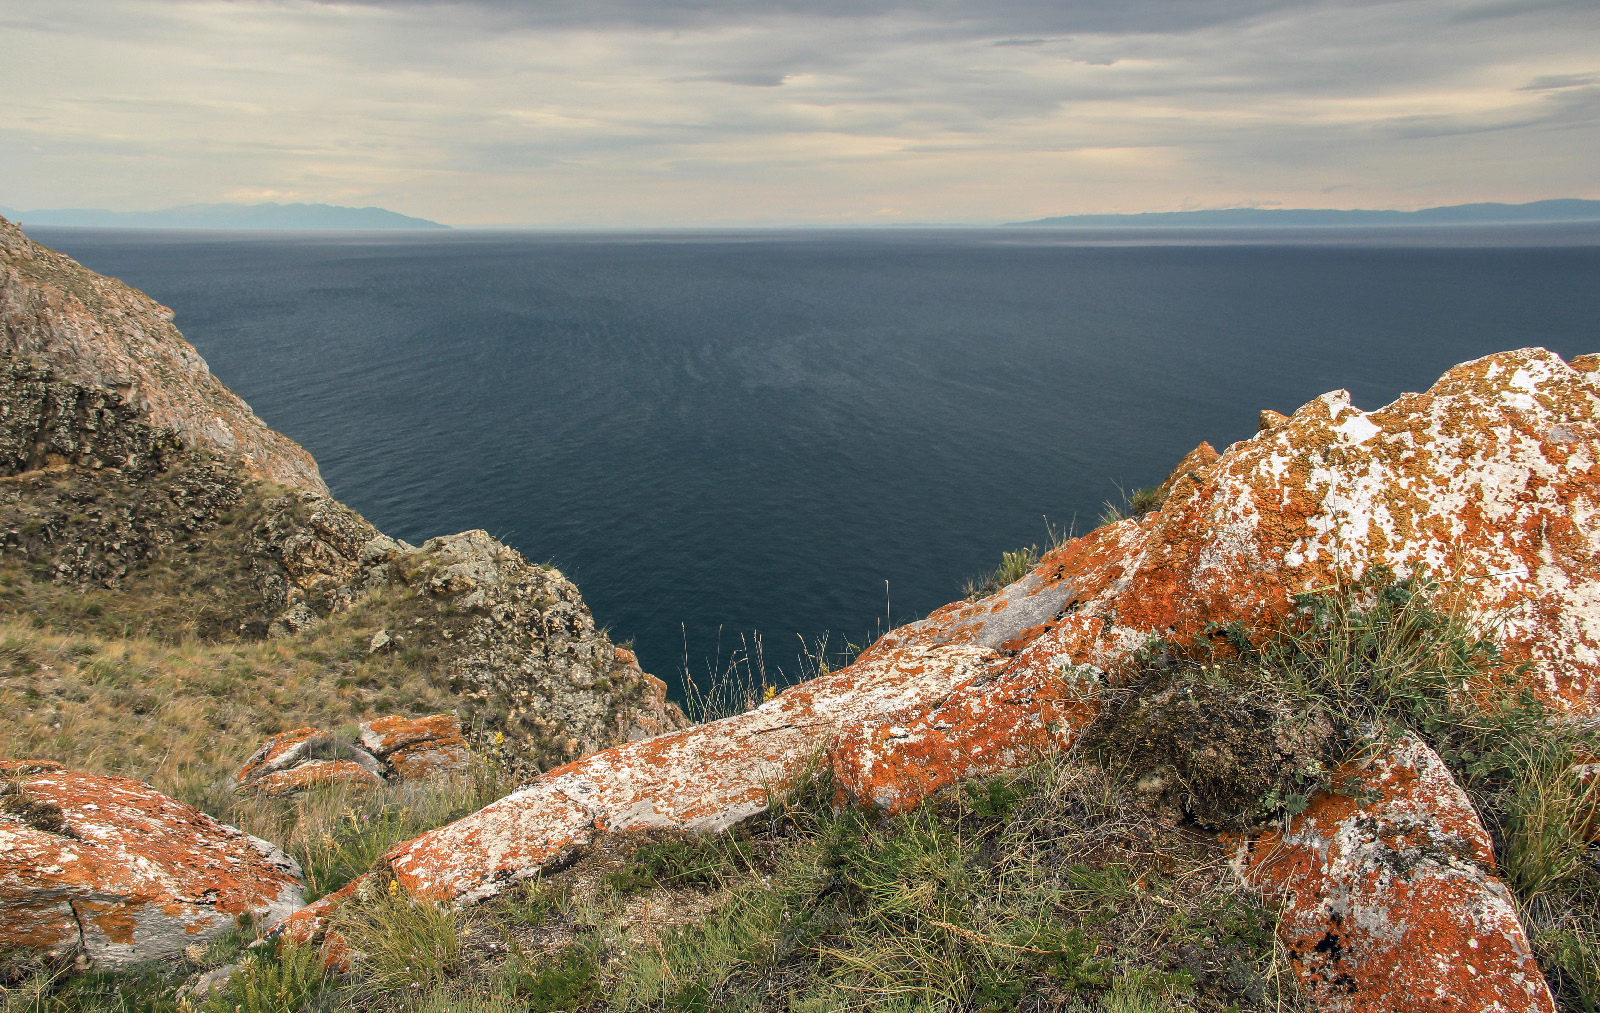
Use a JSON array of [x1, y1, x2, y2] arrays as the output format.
[[0, 218, 684, 786], [1, 214, 326, 493]]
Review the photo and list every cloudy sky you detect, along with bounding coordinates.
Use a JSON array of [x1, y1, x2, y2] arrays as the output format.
[[2, 0, 1596, 225]]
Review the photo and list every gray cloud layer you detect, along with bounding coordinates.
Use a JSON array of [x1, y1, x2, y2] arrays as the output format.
[[2, 0, 1595, 224], [319, 0, 1330, 33]]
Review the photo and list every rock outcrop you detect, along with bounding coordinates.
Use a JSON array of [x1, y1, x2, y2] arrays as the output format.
[[0, 761, 303, 968], [230, 714, 474, 796], [831, 346, 1600, 808], [1237, 734, 1553, 1012], [245, 520, 685, 773], [0, 215, 326, 493], [359, 714, 474, 781], [282, 348, 1597, 1011]]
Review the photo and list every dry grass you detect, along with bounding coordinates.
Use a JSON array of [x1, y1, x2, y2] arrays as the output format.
[[0, 602, 463, 816], [0, 460, 277, 644], [0, 458, 477, 817], [229, 772, 512, 901]]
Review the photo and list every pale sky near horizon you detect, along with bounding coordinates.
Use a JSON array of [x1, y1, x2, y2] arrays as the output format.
[[2, 0, 1597, 226]]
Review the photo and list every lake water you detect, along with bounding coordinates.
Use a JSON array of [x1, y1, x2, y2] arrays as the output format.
[[31, 224, 1600, 695]]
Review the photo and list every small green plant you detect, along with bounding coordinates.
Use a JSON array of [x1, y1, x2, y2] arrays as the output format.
[[1500, 744, 1599, 899], [962, 775, 1026, 823], [678, 629, 788, 725], [503, 946, 599, 1012], [0, 966, 62, 1013], [1100, 970, 1190, 1013], [1539, 928, 1600, 1013], [964, 546, 1040, 600], [491, 877, 569, 928], [11, 963, 186, 1013], [1099, 484, 1169, 527], [197, 943, 330, 1013]]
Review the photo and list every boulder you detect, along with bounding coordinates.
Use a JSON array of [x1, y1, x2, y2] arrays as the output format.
[[1234, 735, 1554, 1012], [0, 760, 304, 968], [830, 346, 1600, 802], [266, 601, 323, 639], [381, 641, 1004, 904], [229, 727, 386, 797], [231, 715, 473, 797], [358, 714, 473, 782], [1258, 408, 1290, 431]]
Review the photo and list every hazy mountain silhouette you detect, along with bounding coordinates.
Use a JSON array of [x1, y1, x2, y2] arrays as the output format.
[[5, 202, 447, 230], [1010, 198, 1600, 227]]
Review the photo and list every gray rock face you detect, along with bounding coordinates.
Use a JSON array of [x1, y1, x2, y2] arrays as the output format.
[[353, 527, 687, 773], [0, 215, 327, 493], [0, 357, 183, 479], [235, 494, 685, 774]]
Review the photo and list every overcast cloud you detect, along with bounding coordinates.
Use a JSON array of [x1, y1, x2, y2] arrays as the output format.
[[1, 0, 1595, 225]]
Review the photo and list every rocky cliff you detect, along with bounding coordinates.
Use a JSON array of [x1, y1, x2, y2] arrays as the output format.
[[0, 216, 684, 781], [1, 216, 325, 493]]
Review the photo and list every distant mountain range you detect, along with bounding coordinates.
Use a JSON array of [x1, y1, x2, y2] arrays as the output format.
[[0, 201, 448, 230], [1009, 198, 1600, 228]]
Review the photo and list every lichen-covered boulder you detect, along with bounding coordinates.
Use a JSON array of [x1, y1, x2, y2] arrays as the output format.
[[232, 715, 474, 797], [1234, 735, 1554, 1012], [289, 642, 997, 911], [359, 714, 473, 781], [830, 347, 1600, 806], [0, 761, 304, 968], [228, 728, 387, 797]]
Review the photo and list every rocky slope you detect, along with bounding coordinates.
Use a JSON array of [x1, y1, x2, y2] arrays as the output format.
[[0, 215, 684, 782]]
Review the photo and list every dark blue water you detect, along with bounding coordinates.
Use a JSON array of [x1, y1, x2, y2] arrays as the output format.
[[31, 225, 1600, 693]]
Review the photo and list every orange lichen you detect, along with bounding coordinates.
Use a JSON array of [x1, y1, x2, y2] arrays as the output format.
[[1237, 736, 1549, 1012], [0, 765, 303, 967]]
